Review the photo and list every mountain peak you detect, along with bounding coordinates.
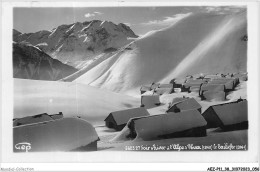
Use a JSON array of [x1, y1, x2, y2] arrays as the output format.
[[13, 19, 139, 68]]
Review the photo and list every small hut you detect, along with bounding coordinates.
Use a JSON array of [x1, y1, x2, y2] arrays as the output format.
[[141, 95, 161, 109], [154, 87, 173, 95], [104, 107, 150, 131], [189, 86, 201, 93], [201, 91, 226, 101], [200, 84, 225, 96], [140, 85, 151, 94], [13, 117, 99, 152], [166, 97, 202, 113], [150, 83, 160, 90], [208, 78, 236, 90], [13, 113, 54, 127], [126, 109, 207, 141], [202, 99, 248, 130], [170, 78, 186, 88], [49, 112, 63, 120], [158, 83, 173, 88]]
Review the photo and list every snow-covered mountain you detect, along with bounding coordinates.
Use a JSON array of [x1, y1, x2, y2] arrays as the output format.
[[13, 20, 138, 68], [13, 42, 78, 81], [74, 11, 247, 95]]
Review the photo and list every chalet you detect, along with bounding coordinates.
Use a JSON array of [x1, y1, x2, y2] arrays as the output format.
[[204, 74, 221, 80], [182, 83, 203, 92], [201, 91, 226, 101], [104, 107, 150, 131], [166, 97, 202, 113], [13, 113, 54, 127], [182, 79, 206, 92], [216, 73, 226, 77], [171, 97, 189, 104], [208, 79, 235, 90], [151, 83, 160, 90], [49, 112, 63, 120], [141, 95, 161, 109], [202, 99, 248, 130], [170, 78, 186, 88], [154, 87, 173, 95], [185, 79, 206, 84], [189, 86, 201, 93], [126, 109, 207, 141], [13, 117, 99, 152], [200, 84, 225, 96], [233, 73, 248, 82], [140, 85, 151, 94], [192, 73, 205, 79], [158, 83, 173, 88]]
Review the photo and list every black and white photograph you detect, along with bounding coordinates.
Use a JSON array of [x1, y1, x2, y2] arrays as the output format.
[[1, 1, 259, 171]]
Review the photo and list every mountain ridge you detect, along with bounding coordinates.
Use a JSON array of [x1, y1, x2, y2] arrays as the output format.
[[13, 20, 138, 68], [13, 42, 78, 81], [74, 12, 247, 95]]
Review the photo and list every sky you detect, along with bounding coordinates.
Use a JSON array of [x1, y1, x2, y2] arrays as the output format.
[[13, 6, 245, 36]]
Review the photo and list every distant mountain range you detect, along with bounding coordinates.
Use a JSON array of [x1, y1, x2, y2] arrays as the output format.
[[13, 13, 247, 93], [13, 20, 138, 69], [13, 42, 78, 81]]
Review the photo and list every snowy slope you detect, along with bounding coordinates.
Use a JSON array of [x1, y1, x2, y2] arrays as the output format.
[[13, 21, 138, 68], [13, 42, 78, 81], [75, 12, 247, 95], [14, 79, 139, 125]]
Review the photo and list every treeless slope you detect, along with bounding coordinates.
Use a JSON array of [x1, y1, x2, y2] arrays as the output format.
[[13, 42, 78, 81], [75, 12, 247, 95]]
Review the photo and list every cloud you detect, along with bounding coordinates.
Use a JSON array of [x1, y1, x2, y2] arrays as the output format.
[[141, 13, 192, 27], [94, 11, 103, 15], [203, 6, 246, 14], [84, 13, 95, 18], [84, 11, 103, 18]]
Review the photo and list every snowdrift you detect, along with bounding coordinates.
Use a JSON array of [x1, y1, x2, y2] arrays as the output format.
[[75, 12, 247, 95], [14, 79, 139, 125]]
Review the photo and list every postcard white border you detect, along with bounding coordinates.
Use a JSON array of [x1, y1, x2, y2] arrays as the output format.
[[1, 0, 259, 170]]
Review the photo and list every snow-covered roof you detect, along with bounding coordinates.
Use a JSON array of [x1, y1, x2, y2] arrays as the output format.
[[49, 112, 63, 120], [13, 113, 54, 127], [183, 82, 203, 89], [140, 85, 151, 92], [211, 99, 247, 125], [204, 75, 221, 79], [190, 86, 201, 93], [158, 83, 173, 88], [170, 97, 189, 106], [105, 107, 150, 125], [13, 117, 99, 152], [141, 95, 160, 108], [173, 78, 187, 85], [154, 87, 173, 95], [151, 83, 160, 90], [208, 79, 234, 89], [200, 84, 225, 94], [130, 110, 207, 141], [185, 79, 206, 84], [167, 98, 202, 112], [202, 91, 226, 101]]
